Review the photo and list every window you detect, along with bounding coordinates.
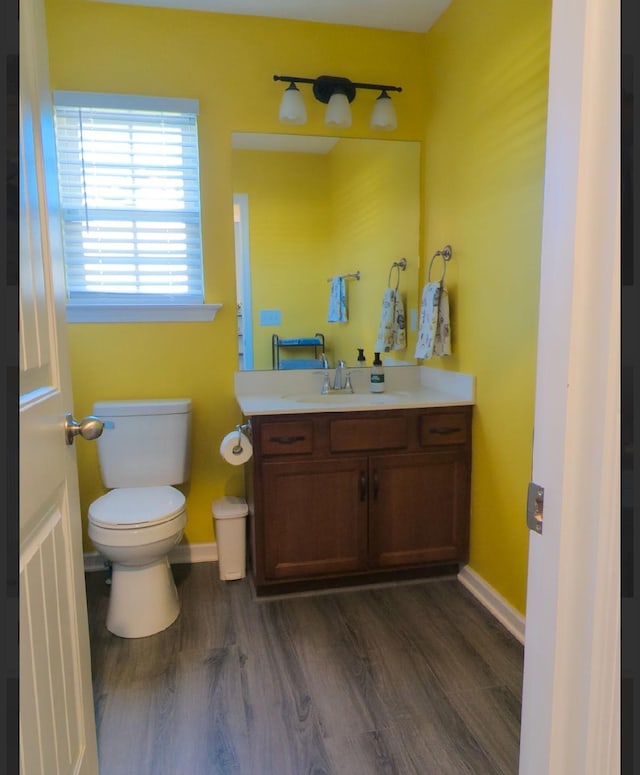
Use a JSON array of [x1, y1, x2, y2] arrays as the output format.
[[52, 92, 219, 322]]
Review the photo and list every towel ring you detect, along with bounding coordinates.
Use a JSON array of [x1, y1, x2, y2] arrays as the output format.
[[387, 257, 407, 290], [427, 245, 453, 284]]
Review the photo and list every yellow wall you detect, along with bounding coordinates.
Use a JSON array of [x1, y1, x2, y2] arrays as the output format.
[[44, 0, 551, 615], [421, 0, 551, 612], [44, 0, 427, 550]]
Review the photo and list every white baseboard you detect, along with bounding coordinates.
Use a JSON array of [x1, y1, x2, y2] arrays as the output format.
[[83, 547, 525, 646], [84, 552, 110, 572], [170, 542, 218, 564], [457, 565, 526, 644], [84, 542, 218, 572]]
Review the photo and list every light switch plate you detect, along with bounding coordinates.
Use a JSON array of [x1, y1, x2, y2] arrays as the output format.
[[259, 309, 281, 326]]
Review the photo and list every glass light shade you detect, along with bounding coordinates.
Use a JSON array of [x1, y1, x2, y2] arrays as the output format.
[[325, 92, 352, 128], [370, 92, 397, 131], [278, 84, 307, 125]]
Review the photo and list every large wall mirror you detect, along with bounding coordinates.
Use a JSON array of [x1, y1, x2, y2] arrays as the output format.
[[232, 132, 421, 371]]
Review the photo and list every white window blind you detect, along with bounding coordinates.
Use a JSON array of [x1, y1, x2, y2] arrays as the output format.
[[53, 92, 204, 306]]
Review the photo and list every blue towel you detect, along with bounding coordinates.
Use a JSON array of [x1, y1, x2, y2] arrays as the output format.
[[278, 338, 322, 346], [279, 359, 324, 370], [328, 277, 347, 323]]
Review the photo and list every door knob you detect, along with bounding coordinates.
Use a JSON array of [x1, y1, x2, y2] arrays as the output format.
[[65, 414, 104, 445]]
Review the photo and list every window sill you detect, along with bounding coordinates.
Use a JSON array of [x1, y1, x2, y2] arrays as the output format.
[[66, 303, 222, 324]]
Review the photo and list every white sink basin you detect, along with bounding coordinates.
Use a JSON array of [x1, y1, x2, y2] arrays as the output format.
[[282, 391, 411, 405]]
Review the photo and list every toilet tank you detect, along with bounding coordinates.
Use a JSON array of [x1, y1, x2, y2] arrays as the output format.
[[94, 399, 191, 488]]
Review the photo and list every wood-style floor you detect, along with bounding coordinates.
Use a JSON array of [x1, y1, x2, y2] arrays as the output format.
[[85, 563, 523, 775]]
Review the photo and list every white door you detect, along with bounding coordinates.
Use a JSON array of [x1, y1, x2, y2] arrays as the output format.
[[19, 0, 99, 772], [233, 194, 253, 370], [519, 0, 620, 771]]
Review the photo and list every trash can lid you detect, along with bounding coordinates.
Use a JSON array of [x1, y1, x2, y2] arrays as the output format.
[[212, 495, 248, 519]]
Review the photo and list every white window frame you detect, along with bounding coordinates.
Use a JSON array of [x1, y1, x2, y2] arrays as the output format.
[[52, 91, 220, 323]]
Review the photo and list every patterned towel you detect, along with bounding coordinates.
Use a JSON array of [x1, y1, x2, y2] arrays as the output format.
[[327, 277, 347, 322], [415, 283, 451, 359], [374, 288, 406, 352]]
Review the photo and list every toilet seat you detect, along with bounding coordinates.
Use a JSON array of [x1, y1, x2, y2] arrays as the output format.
[[89, 485, 185, 529]]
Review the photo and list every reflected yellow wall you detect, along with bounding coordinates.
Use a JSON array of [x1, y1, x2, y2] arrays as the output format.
[[232, 150, 331, 370], [233, 139, 421, 369], [421, 0, 551, 612], [44, 0, 427, 550], [329, 139, 421, 364]]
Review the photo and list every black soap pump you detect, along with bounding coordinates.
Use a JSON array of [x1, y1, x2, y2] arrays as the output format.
[[357, 348, 367, 367], [370, 352, 385, 393]]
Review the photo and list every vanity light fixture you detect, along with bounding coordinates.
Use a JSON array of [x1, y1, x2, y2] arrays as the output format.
[[278, 82, 307, 125], [273, 74, 402, 131], [370, 90, 398, 131]]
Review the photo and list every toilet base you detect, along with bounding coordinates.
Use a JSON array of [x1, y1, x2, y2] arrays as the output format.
[[107, 557, 180, 638]]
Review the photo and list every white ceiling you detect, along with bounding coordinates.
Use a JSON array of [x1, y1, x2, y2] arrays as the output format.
[[91, 0, 452, 33]]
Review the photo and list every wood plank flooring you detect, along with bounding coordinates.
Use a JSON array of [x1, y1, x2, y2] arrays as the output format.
[[85, 563, 523, 774]]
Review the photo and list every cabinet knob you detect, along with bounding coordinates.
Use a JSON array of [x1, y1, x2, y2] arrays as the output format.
[[359, 471, 367, 501]]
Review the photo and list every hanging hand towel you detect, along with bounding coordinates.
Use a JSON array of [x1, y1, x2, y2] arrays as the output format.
[[374, 288, 407, 352], [415, 283, 451, 359], [328, 277, 347, 322], [433, 285, 451, 356]]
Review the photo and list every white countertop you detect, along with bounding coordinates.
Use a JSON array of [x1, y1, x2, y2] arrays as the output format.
[[234, 365, 475, 416]]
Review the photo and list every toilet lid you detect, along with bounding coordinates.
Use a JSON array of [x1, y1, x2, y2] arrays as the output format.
[[89, 486, 186, 529]]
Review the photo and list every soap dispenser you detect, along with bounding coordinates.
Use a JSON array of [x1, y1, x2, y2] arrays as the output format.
[[357, 348, 367, 367], [370, 352, 385, 393]]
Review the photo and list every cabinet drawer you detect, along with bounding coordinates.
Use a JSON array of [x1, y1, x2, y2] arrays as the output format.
[[419, 412, 469, 446], [261, 421, 313, 456], [330, 416, 408, 452]]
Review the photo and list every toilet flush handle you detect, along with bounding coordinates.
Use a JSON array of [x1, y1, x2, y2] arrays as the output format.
[[64, 413, 104, 446]]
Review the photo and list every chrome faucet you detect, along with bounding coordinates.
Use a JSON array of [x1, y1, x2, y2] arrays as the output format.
[[333, 360, 346, 389], [331, 361, 354, 392], [320, 360, 354, 394]]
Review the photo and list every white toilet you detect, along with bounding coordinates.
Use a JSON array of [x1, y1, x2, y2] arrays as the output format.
[[88, 398, 191, 638]]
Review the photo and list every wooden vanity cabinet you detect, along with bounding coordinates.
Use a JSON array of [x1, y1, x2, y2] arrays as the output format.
[[261, 457, 369, 580], [247, 407, 472, 595], [368, 449, 470, 568]]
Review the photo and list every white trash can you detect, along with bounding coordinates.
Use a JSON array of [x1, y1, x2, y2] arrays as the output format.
[[212, 496, 248, 581]]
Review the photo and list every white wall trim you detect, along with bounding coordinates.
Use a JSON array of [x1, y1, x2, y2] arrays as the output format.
[[84, 542, 218, 572], [169, 542, 218, 565], [84, 552, 110, 572], [67, 303, 222, 324], [457, 565, 525, 644], [84, 546, 525, 649], [519, 0, 620, 770]]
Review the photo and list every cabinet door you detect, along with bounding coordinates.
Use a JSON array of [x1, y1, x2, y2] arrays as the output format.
[[369, 450, 470, 568], [262, 458, 369, 580]]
